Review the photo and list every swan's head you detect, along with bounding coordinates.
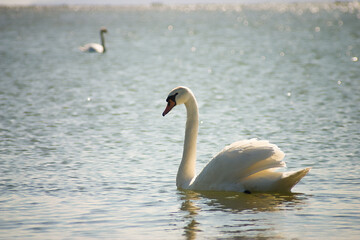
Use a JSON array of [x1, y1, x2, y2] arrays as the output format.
[[100, 27, 108, 34], [162, 86, 192, 116]]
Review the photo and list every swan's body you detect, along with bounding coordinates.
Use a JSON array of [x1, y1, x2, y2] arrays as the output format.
[[80, 43, 104, 53], [163, 86, 310, 193], [79, 27, 107, 53]]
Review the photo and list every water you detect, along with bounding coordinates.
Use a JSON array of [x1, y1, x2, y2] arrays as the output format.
[[0, 3, 359, 239]]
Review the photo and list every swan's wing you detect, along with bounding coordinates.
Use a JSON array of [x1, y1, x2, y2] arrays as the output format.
[[191, 139, 286, 191]]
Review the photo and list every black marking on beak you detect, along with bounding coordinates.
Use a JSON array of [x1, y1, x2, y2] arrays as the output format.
[[166, 92, 178, 105]]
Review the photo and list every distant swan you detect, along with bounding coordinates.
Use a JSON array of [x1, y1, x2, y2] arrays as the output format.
[[79, 27, 107, 53], [162, 86, 311, 193]]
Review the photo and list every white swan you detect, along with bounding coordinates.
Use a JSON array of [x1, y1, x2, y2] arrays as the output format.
[[163, 86, 311, 193], [79, 27, 107, 53]]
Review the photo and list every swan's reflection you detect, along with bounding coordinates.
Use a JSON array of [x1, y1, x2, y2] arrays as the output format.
[[177, 190, 307, 239], [179, 191, 201, 240]]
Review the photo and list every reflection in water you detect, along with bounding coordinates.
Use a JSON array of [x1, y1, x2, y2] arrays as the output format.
[[177, 190, 308, 239], [179, 191, 201, 240]]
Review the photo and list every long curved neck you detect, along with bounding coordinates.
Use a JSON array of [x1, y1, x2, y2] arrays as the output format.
[[177, 94, 198, 189], [100, 32, 106, 53]]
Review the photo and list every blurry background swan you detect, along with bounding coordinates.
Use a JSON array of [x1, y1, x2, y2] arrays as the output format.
[[79, 27, 108, 53]]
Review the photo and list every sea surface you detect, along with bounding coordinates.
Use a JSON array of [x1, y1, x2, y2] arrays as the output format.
[[0, 2, 359, 239]]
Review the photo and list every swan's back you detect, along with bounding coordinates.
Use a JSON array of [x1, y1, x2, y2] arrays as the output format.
[[190, 139, 310, 193]]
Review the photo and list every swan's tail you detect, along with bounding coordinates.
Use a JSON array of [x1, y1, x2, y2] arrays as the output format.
[[275, 167, 311, 192], [242, 167, 311, 193]]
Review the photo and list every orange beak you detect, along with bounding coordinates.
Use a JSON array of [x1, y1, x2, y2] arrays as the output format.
[[162, 99, 176, 116]]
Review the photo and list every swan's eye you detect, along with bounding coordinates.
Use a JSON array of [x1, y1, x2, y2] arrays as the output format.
[[166, 92, 178, 104]]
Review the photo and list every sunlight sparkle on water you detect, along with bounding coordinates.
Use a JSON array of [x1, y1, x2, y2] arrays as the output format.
[[1, 2, 360, 239]]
